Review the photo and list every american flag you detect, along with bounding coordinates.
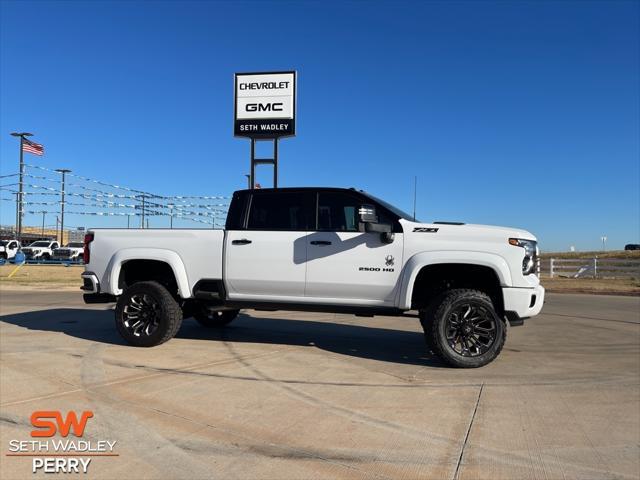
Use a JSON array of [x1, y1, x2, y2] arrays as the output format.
[[22, 140, 44, 156]]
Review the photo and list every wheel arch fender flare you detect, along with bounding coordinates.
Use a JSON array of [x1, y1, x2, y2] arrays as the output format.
[[397, 251, 512, 310], [106, 248, 191, 298]]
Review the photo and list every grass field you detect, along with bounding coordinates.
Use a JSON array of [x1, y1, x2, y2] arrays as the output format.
[[0, 264, 82, 289], [540, 275, 640, 295]]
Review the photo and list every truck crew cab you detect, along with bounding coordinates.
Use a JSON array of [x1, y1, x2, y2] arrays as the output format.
[[82, 187, 544, 368]]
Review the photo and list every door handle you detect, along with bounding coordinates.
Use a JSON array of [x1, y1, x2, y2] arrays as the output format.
[[232, 239, 252, 245], [310, 240, 332, 246]]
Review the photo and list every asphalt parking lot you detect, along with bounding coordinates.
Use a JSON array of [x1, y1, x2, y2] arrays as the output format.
[[0, 290, 638, 480]]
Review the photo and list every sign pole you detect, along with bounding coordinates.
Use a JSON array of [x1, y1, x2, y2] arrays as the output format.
[[273, 138, 278, 189], [234, 71, 296, 190], [250, 139, 256, 189]]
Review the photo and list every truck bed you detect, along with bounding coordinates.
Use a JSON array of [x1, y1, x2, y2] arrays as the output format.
[[87, 229, 224, 297]]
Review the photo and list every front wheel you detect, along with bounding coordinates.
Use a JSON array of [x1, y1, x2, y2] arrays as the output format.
[[194, 309, 239, 328], [420, 289, 506, 368], [115, 281, 183, 347]]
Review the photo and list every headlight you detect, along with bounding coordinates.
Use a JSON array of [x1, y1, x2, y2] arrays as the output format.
[[509, 238, 538, 275]]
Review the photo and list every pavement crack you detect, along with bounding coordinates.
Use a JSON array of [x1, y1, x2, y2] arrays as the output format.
[[453, 382, 483, 480]]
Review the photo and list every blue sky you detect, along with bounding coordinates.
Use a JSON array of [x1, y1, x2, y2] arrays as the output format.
[[1, 0, 638, 251]]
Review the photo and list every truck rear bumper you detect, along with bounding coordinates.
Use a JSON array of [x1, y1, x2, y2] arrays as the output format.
[[81, 272, 117, 303], [502, 284, 545, 325], [81, 272, 100, 293]]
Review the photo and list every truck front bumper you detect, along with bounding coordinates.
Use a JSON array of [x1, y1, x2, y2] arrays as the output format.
[[502, 284, 545, 326]]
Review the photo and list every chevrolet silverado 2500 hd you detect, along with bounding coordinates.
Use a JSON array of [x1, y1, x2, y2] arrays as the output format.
[[82, 187, 544, 368]]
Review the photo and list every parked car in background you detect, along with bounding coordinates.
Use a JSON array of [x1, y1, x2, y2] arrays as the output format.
[[624, 244, 640, 251], [0, 239, 21, 260], [22, 240, 59, 261], [52, 242, 85, 262]]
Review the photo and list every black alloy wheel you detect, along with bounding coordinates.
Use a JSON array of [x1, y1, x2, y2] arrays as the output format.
[[115, 281, 183, 347], [122, 293, 161, 338], [420, 289, 506, 368], [444, 303, 497, 357], [193, 308, 239, 328]]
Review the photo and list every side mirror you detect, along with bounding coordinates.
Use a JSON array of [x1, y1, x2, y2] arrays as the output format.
[[365, 222, 391, 233], [358, 204, 378, 224]]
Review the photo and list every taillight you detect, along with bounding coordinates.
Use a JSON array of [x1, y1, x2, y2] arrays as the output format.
[[83, 233, 94, 264]]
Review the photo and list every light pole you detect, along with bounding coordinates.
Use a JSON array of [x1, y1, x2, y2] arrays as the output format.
[[139, 195, 146, 229], [10, 132, 33, 242], [168, 204, 174, 229], [56, 169, 71, 244]]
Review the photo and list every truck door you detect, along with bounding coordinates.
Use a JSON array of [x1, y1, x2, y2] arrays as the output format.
[[225, 190, 313, 299], [305, 191, 404, 305]]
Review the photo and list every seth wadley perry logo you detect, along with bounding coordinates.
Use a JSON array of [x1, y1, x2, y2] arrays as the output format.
[[6, 410, 118, 474]]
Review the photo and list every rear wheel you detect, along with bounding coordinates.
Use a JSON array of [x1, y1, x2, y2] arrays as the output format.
[[419, 289, 505, 368], [115, 281, 183, 347], [194, 309, 239, 328]]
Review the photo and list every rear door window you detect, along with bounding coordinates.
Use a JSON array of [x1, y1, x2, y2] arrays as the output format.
[[247, 192, 313, 231]]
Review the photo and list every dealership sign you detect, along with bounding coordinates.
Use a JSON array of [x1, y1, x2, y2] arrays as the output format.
[[234, 71, 296, 138]]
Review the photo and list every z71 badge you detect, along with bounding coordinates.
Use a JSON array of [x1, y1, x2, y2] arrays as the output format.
[[413, 227, 439, 233]]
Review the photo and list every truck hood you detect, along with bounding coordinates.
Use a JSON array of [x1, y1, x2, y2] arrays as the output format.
[[402, 220, 537, 243]]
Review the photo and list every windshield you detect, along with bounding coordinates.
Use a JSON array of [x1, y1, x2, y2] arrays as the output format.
[[67, 243, 84, 248], [29, 241, 51, 247], [362, 192, 418, 222]]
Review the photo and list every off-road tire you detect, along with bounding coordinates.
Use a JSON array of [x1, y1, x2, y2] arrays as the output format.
[[0, 252, 6, 260], [115, 281, 183, 347], [194, 309, 239, 328], [41, 253, 50, 261], [419, 289, 506, 368]]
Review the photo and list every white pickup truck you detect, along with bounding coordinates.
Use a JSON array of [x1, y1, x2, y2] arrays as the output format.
[[0, 239, 21, 260], [52, 242, 85, 262], [82, 187, 544, 367], [22, 240, 60, 261]]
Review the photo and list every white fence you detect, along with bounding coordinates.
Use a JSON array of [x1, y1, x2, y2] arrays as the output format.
[[542, 258, 640, 279]]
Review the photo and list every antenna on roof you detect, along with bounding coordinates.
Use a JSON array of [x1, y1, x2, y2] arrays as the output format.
[[412, 176, 417, 221]]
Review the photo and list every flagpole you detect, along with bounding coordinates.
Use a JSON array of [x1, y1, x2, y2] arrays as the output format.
[[10, 132, 33, 243]]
